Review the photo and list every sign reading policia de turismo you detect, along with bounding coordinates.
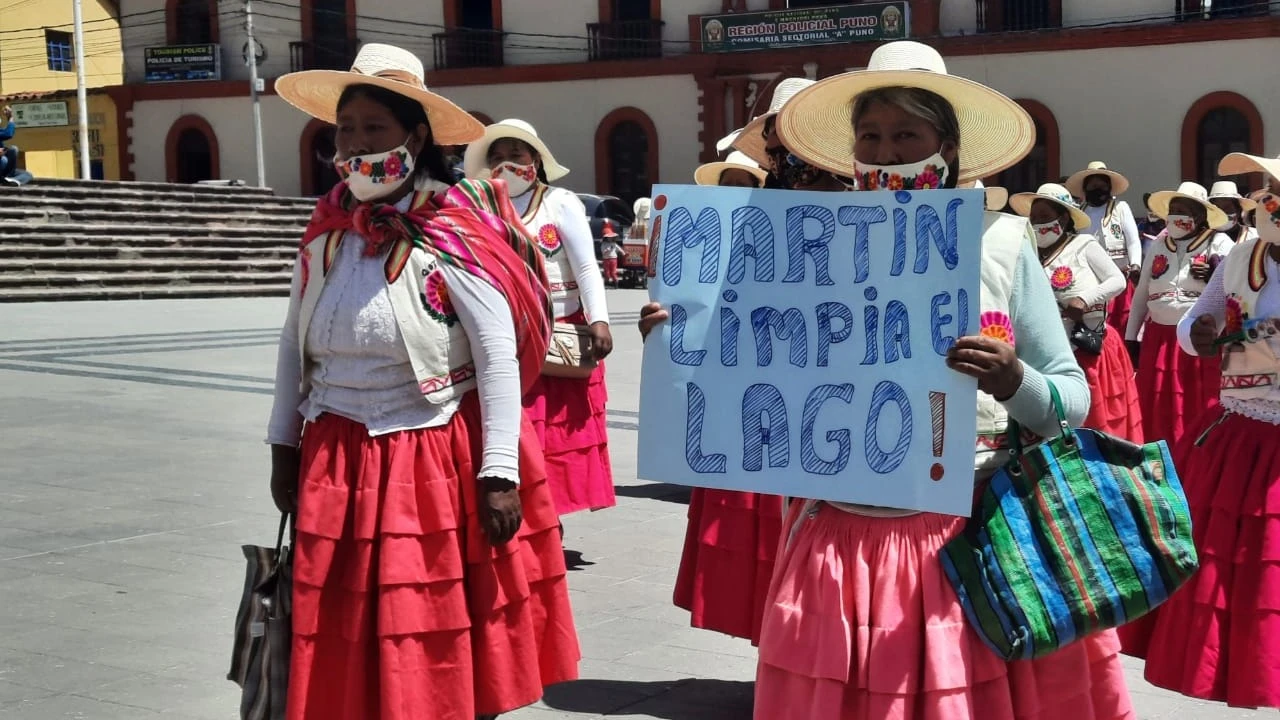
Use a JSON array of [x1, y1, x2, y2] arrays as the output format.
[[700, 1, 908, 53]]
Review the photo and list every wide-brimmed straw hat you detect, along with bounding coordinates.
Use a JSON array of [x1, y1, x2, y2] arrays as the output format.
[[1010, 183, 1093, 230], [275, 43, 482, 146], [1065, 161, 1130, 197], [1207, 180, 1257, 212], [732, 77, 816, 167], [462, 118, 569, 182], [716, 128, 742, 154], [694, 151, 768, 187], [1219, 151, 1280, 183], [1147, 181, 1230, 229], [962, 180, 1009, 211], [773, 41, 1034, 184]]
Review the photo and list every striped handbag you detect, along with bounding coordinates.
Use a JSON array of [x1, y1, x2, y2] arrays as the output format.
[[228, 514, 292, 720], [939, 382, 1198, 661]]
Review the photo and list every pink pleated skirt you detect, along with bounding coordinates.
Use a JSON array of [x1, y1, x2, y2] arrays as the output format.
[[1078, 326, 1144, 443], [754, 502, 1135, 720], [1135, 320, 1220, 446]]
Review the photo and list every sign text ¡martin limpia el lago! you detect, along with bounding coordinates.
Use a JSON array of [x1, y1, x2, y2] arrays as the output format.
[[700, 2, 908, 53]]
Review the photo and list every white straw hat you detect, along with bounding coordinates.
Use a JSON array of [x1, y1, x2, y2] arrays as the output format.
[[1147, 181, 1230, 229], [716, 128, 742, 154], [1065, 161, 1130, 197], [773, 41, 1034, 184], [1207, 180, 1257, 212], [462, 118, 569, 182], [274, 43, 482, 146], [962, 179, 1008, 211], [732, 77, 816, 167], [1010, 183, 1093, 230], [1219, 151, 1280, 182], [694, 151, 768, 187]]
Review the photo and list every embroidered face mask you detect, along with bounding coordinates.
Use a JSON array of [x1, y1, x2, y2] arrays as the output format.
[[854, 151, 949, 191], [1033, 220, 1065, 248], [334, 137, 415, 202], [490, 161, 538, 197], [1166, 214, 1197, 240], [1255, 193, 1280, 244]]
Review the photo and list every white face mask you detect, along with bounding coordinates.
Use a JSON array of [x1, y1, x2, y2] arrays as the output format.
[[854, 151, 950, 191], [334, 137, 415, 202], [1166, 214, 1198, 240], [1032, 220, 1065, 248], [1256, 193, 1280, 244], [1221, 216, 1238, 231], [490, 161, 538, 197]]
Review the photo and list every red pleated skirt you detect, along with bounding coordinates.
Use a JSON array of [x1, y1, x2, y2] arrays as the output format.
[[1077, 326, 1144, 443], [1124, 407, 1280, 708], [673, 489, 784, 644], [1106, 278, 1136, 336], [754, 504, 1135, 720], [286, 398, 580, 720], [524, 310, 615, 516], [1135, 320, 1221, 445]]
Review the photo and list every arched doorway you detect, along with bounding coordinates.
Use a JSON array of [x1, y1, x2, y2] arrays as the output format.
[[165, 115, 220, 184], [994, 99, 1060, 199], [1197, 107, 1251, 188], [594, 107, 660, 207], [299, 119, 340, 196], [1181, 92, 1264, 191]]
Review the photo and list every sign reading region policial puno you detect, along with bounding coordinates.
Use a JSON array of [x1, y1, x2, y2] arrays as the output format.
[[637, 185, 984, 516], [144, 44, 222, 83], [700, 2, 908, 54]]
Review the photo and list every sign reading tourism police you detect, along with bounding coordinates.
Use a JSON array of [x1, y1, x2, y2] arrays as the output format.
[[638, 185, 984, 516], [700, 2, 908, 54], [144, 44, 222, 83]]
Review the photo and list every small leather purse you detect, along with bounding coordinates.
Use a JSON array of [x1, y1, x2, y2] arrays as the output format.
[[542, 323, 597, 379]]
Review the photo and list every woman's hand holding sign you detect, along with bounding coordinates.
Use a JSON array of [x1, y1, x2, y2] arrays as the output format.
[[638, 302, 669, 341], [946, 335, 1024, 401]]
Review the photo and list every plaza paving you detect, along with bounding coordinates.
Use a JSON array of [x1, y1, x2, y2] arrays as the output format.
[[0, 293, 1269, 719]]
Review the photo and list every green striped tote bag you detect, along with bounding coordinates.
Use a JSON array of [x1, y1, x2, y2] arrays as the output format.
[[939, 382, 1198, 661]]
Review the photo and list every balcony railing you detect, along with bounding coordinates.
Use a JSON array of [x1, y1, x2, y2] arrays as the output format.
[[976, 0, 1059, 32], [289, 38, 358, 73], [587, 19, 665, 61], [432, 29, 506, 70]]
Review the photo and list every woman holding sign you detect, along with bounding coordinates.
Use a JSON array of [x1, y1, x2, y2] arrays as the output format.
[[1010, 183, 1143, 442], [641, 39, 1133, 720], [464, 120, 616, 517]]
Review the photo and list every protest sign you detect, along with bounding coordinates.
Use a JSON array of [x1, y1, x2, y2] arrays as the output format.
[[638, 185, 985, 516]]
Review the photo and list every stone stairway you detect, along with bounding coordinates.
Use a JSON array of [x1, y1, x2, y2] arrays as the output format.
[[0, 178, 314, 302]]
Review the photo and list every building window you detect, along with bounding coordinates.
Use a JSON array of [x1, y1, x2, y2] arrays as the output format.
[[46, 30, 73, 72], [175, 0, 214, 43], [589, 0, 663, 61], [595, 108, 659, 206], [977, 0, 1060, 32], [295, 0, 356, 71], [1197, 107, 1251, 188]]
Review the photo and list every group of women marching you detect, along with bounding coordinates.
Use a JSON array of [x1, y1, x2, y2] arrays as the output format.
[[260, 34, 1279, 720]]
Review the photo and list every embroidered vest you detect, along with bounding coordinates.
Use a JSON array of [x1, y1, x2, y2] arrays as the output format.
[[294, 229, 477, 405], [523, 184, 581, 315], [1043, 233, 1107, 333], [1090, 199, 1129, 262], [974, 211, 1035, 471], [1219, 237, 1280, 402]]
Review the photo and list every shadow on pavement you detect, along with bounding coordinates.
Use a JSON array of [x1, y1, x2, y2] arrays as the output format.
[[613, 483, 692, 504], [563, 548, 596, 572], [542, 678, 753, 718]]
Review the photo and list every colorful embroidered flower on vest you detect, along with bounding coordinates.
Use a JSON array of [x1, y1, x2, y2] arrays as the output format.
[[1225, 295, 1246, 335], [1151, 254, 1171, 279], [1050, 266, 1074, 291], [422, 269, 457, 325], [537, 223, 562, 255], [980, 310, 1016, 346]]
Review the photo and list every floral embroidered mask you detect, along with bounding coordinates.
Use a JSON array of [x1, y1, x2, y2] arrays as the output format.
[[1033, 220, 1065, 248], [853, 150, 950, 191], [490, 161, 538, 197], [1256, 193, 1280, 245], [334, 136, 416, 202]]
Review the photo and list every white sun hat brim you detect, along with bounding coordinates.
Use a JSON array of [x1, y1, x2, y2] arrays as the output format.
[[1219, 152, 1280, 183], [1065, 165, 1130, 197], [694, 151, 768, 186], [775, 69, 1034, 184], [274, 45, 483, 146], [1010, 191, 1092, 231], [462, 119, 569, 182], [1207, 182, 1258, 212], [1148, 186, 1230, 230], [732, 77, 816, 168]]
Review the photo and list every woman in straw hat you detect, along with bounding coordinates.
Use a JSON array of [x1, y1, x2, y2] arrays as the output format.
[[1208, 180, 1259, 246], [671, 149, 782, 645], [463, 120, 616, 518], [1010, 183, 1143, 442], [267, 44, 578, 720], [1124, 152, 1280, 709], [640, 40, 1132, 720], [1066, 162, 1143, 335], [732, 77, 850, 192], [1124, 181, 1234, 446]]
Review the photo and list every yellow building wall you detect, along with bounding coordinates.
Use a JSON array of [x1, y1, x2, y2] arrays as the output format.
[[0, 0, 124, 96], [9, 93, 121, 180]]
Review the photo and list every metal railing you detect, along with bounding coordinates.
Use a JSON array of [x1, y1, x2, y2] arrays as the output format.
[[975, 0, 1058, 32], [289, 38, 357, 73], [586, 19, 665, 61], [432, 29, 506, 70]]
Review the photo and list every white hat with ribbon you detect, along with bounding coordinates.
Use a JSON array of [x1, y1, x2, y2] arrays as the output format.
[[1148, 181, 1231, 229], [462, 118, 569, 182], [1010, 183, 1093, 230], [694, 150, 769, 187]]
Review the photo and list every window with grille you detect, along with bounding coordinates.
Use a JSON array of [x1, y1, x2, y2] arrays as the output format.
[[46, 30, 73, 72], [1197, 107, 1252, 189]]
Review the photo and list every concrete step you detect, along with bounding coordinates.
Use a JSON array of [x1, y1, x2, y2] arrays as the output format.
[[0, 244, 296, 260], [0, 269, 291, 288], [0, 207, 310, 228], [1, 193, 316, 215], [0, 226, 302, 242], [11, 178, 283, 197], [0, 257, 294, 273], [0, 283, 290, 302]]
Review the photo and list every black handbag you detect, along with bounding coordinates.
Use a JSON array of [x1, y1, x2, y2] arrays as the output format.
[[1070, 322, 1105, 355], [228, 514, 293, 720]]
